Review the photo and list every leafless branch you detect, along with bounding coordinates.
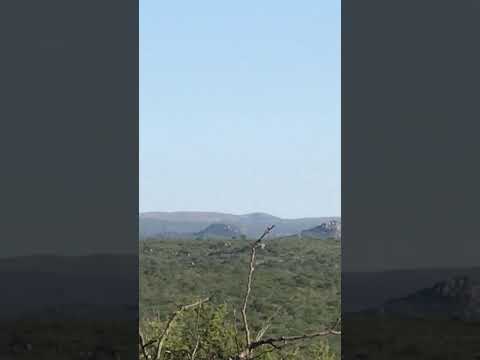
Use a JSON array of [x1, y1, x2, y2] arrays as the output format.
[[240, 225, 275, 358], [255, 305, 283, 342], [190, 307, 202, 360], [140, 297, 210, 360], [250, 329, 341, 350], [233, 225, 341, 359], [232, 308, 242, 355], [139, 331, 150, 360]]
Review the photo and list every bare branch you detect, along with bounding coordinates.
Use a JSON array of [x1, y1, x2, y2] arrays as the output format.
[[139, 331, 150, 360], [255, 305, 283, 342], [240, 225, 275, 356], [190, 307, 202, 360], [233, 225, 341, 360], [149, 297, 210, 360], [249, 329, 341, 351], [232, 309, 242, 356], [253, 225, 276, 247]]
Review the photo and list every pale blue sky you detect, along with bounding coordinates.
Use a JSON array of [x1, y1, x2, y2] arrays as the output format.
[[140, 1, 340, 218]]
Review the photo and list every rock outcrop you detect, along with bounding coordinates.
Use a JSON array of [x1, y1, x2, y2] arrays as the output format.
[[369, 276, 480, 321], [301, 220, 341, 240]]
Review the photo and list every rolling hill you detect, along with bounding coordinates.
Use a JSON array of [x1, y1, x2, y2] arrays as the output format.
[[139, 211, 340, 239], [194, 223, 244, 239], [343, 267, 480, 313], [359, 275, 480, 321]]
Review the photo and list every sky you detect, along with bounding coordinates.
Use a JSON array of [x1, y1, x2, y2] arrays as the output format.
[[140, 1, 340, 218]]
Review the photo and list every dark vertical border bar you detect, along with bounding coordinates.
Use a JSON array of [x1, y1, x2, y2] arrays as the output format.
[[0, 0, 138, 358], [343, 0, 480, 358]]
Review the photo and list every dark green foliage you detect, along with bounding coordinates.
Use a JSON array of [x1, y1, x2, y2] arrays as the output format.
[[344, 315, 480, 359], [140, 237, 341, 359], [0, 319, 136, 359]]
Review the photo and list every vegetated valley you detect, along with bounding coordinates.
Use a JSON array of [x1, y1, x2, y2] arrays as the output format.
[[139, 235, 341, 360]]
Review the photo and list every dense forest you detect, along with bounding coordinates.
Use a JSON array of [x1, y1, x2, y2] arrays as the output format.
[[139, 229, 341, 359]]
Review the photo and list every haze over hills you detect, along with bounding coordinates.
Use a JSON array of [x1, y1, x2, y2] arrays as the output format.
[[343, 267, 480, 313], [195, 223, 244, 240], [139, 211, 340, 239], [372, 276, 480, 321]]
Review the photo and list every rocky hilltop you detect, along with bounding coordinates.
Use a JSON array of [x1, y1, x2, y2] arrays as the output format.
[[301, 220, 341, 240], [367, 276, 480, 321]]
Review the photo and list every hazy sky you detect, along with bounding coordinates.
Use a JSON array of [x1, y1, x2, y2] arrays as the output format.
[[140, 1, 340, 218]]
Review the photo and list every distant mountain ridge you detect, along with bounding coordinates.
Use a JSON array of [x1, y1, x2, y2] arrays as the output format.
[[139, 211, 340, 239], [366, 276, 480, 321]]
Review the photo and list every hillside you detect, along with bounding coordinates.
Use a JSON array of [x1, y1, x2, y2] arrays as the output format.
[[360, 276, 480, 321], [301, 220, 341, 240], [343, 267, 480, 313], [194, 223, 244, 239], [139, 211, 340, 239], [344, 273, 480, 359]]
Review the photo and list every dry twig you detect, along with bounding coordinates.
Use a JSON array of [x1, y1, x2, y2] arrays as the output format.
[[139, 297, 210, 360], [190, 307, 202, 360], [235, 225, 341, 359], [240, 225, 275, 358]]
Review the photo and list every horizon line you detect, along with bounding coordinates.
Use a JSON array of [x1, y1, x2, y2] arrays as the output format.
[[139, 210, 341, 219]]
